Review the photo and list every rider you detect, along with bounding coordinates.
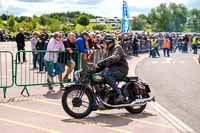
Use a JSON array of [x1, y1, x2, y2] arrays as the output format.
[[95, 34, 129, 102]]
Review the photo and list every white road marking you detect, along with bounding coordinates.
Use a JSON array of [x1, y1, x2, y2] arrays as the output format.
[[162, 58, 173, 64], [151, 58, 185, 64], [0, 117, 61, 133], [137, 55, 195, 132], [150, 102, 196, 133]]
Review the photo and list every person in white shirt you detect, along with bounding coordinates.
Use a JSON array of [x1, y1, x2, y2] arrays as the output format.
[[44, 32, 65, 91]]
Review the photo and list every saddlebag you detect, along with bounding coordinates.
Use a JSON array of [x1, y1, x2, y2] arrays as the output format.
[[129, 81, 151, 95]]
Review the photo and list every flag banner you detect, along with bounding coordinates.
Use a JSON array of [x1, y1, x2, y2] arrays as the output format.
[[121, 0, 130, 33]]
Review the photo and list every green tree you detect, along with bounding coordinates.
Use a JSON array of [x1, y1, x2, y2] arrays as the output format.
[[147, 4, 172, 31], [31, 19, 37, 30], [77, 15, 90, 26], [132, 14, 148, 31], [0, 14, 8, 21], [46, 20, 63, 32], [188, 9, 200, 32], [92, 24, 105, 30], [7, 15, 15, 32], [0, 18, 3, 28], [156, 4, 172, 31], [15, 16, 28, 23], [105, 24, 112, 31], [169, 3, 188, 32], [39, 16, 47, 26], [147, 3, 188, 32], [148, 8, 157, 31], [60, 23, 72, 32]]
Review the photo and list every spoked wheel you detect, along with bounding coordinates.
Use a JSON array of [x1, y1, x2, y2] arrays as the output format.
[[125, 104, 147, 114], [125, 95, 148, 114], [62, 85, 93, 119]]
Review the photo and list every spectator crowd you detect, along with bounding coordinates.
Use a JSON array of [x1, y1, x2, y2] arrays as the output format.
[[4, 27, 200, 91]]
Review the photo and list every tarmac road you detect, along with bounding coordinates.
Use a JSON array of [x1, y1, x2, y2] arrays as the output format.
[[0, 42, 182, 133], [136, 52, 200, 133]]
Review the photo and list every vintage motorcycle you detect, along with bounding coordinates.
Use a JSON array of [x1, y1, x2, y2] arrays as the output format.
[[62, 63, 155, 119]]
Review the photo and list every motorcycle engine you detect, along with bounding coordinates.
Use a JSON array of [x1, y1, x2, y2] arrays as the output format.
[[95, 85, 115, 106]]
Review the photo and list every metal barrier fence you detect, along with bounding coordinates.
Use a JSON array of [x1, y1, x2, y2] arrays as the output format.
[[90, 49, 105, 64], [0, 47, 148, 98], [122, 43, 150, 55], [0, 51, 14, 98], [15, 50, 81, 96]]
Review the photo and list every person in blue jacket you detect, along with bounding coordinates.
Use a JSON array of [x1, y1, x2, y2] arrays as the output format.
[[76, 35, 88, 54], [76, 32, 92, 70]]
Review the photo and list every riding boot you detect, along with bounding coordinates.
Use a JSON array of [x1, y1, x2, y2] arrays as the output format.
[[115, 93, 125, 104]]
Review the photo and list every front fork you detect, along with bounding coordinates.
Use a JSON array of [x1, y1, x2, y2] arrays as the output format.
[[79, 85, 97, 111]]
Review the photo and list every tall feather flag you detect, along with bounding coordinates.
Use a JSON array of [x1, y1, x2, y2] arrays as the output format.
[[121, 0, 130, 33]]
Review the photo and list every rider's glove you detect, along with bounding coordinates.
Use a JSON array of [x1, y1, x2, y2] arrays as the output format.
[[97, 60, 106, 68], [93, 61, 105, 73], [93, 64, 101, 73]]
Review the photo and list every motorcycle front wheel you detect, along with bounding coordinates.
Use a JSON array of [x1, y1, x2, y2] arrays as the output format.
[[62, 85, 93, 119]]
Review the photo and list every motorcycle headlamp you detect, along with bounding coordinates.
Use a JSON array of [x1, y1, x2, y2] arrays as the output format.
[[74, 70, 83, 80]]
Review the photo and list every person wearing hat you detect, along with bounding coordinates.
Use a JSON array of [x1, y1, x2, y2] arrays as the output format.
[[94, 34, 129, 103]]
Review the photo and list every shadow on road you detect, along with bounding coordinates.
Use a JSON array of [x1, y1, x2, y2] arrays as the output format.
[[120, 112, 156, 119], [0, 94, 44, 103], [43, 91, 63, 99], [62, 112, 156, 127]]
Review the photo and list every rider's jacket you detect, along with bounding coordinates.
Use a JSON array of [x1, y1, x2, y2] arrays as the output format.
[[97, 44, 129, 78]]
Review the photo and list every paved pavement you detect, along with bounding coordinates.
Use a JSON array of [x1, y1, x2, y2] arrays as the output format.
[[0, 42, 182, 133], [136, 52, 200, 133]]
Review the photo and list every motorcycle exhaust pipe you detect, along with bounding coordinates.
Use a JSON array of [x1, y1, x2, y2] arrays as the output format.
[[134, 96, 155, 105], [100, 96, 155, 108]]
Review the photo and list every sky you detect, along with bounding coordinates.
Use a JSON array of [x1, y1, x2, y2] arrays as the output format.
[[0, 0, 199, 18]]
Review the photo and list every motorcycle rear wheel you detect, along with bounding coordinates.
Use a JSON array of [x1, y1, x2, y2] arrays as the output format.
[[125, 104, 147, 114], [125, 94, 148, 114]]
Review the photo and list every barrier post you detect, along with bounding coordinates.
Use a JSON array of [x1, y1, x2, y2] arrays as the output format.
[[3, 88, 7, 98], [0, 51, 14, 98], [21, 86, 30, 96], [15, 50, 81, 96]]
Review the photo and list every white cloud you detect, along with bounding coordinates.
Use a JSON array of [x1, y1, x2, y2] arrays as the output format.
[[0, 0, 196, 17]]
